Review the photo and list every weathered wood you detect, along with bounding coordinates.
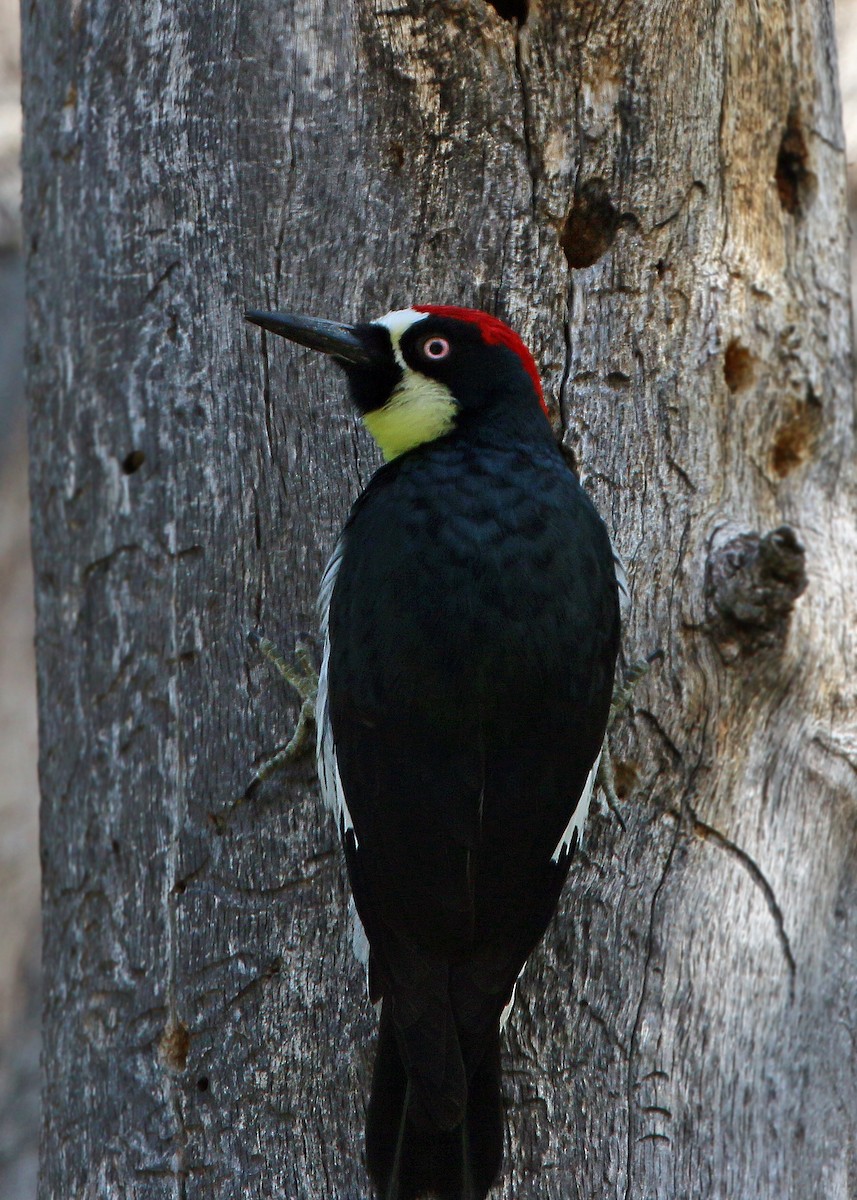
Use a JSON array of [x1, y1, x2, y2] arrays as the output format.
[[24, 0, 857, 1197]]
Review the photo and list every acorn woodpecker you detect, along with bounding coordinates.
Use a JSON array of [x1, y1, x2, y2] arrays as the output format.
[[246, 304, 623, 1200]]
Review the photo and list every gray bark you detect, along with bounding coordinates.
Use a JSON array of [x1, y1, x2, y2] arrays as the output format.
[[24, 1, 857, 1198]]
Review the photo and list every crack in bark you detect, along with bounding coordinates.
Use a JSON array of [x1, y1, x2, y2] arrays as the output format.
[[512, 26, 538, 222], [634, 707, 683, 762], [623, 811, 680, 1200], [273, 90, 296, 305], [558, 289, 574, 434], [82, 543, 145, 579], [144, 260, 180, 305], [578, 996, 627, 1055], [224, 957, 283, 1013], [637, 1131, 671, 1146], [640, 1104, 673, 1118], [198, 855, 339, 906], [260, 331, 274, 454], [687, 809, 797, 998], [163, 487, 188, 1198], [812, 728, 857, 776]]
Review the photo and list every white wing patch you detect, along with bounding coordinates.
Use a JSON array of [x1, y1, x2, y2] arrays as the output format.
[[612, 543, 631, 620], [551, 749, 602, 864], [547, 542, 627, 864], [317, 537, 372, 985], [500, 983, 517, 1030], [500, 976, 521, 1030], [316, 538, 356, 844]]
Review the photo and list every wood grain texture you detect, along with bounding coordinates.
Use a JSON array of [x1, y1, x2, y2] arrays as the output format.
[[23, 0, 857, 1196]]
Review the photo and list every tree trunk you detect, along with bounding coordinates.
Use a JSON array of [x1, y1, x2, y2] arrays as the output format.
[[24, 1, 857, 1197]]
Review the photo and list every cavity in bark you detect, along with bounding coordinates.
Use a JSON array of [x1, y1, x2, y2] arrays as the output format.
[[723, 340, 755, 393], [560, 179, 620, 269], [121, 449, 145, 474], [159, 1022, 190, 1071], [771, 387, 822, 477], [486, 0, 528, 22], [776, 112, 815, 215]]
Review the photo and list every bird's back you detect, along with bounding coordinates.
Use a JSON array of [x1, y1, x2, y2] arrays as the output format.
[[332, 441, 611, 968]]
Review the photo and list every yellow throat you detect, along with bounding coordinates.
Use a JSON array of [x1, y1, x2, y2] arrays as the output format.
[[362, 374, 457, 461]]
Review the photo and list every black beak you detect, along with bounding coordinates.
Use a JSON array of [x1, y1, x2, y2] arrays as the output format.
[[245, 309, 374, 368]]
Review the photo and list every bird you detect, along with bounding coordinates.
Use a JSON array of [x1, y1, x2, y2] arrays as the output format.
[[246, 303, 623, 1200]]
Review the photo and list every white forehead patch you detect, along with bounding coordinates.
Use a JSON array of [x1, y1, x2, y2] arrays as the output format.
[[372, 308, 429, 368], [373, 308, 429, 337], [363, 308, 456, 460]]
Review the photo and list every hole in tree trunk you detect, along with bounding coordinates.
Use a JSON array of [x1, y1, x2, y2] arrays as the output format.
[[560, 179, 620, 269], [775, 112, 815, 215], [723, 340, 755, 393], [612, 759, 640, 800], [486, 0, 528, 23], [159, 1022, 190, 1072], [770, 387, 822, 477]]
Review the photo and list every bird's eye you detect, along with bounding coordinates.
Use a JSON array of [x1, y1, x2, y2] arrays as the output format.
[[421, 336, 451, 361]]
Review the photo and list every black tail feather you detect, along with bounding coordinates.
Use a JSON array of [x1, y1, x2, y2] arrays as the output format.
[[367, 1000, 504, 1200], [461, 1031, 503, 1199]]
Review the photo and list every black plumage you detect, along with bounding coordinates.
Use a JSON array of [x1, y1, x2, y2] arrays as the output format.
[[329, 416, 619, 1197], [247, 305, 622, 1200]]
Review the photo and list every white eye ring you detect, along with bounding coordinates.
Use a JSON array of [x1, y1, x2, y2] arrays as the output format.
[[421, 336, 451, 360]]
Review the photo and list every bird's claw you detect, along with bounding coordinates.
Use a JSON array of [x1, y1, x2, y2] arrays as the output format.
[[606, 650, 662, 732], [224, 632, 320, 822], [595, 745, 624, 826], [250, 631, 319, 708], [596, 649, 662, 823]]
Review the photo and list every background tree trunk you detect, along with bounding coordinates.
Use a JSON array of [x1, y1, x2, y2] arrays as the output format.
[[24, 1, 857, 1197]]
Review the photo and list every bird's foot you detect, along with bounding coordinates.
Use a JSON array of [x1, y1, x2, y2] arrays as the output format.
[[595, 742, 626, 827], [596, 650, 663, 821], [245, 631, 319, 792], [249, 631, 319, 711], [217, 633, 319, 829], [606, 650, 662, 732]]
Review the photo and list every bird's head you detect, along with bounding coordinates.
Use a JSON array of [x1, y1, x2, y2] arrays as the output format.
[[245, 305, 549, 461]]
